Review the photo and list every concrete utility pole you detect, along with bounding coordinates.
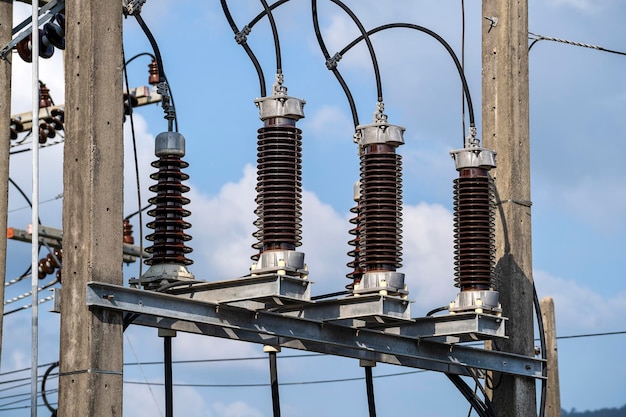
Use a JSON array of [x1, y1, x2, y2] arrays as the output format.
[[0, 0, 13, 364], [57, 0, 125, 416], [541, 297, 562, 417], [482, 1, 537, 416]]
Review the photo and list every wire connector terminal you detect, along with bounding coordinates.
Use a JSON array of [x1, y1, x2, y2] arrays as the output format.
[[123, 0, 147, 16]]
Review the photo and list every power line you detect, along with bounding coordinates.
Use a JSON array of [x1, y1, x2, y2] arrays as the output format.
[[124, 369, 427, 388], [528, 31, 626, 56], [1, 330, 623, 383]]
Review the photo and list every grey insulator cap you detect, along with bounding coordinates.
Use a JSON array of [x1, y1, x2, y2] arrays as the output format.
[[155, 131, 186, 157]]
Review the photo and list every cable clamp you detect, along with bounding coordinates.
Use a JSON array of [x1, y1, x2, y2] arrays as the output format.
[[235, 25, 251, 44], [484, 16, 498, 33], [497, 199, 532, 208], [59, 368, 123, 377], [326, 52, 342, 70], [123, 0, 147, 16]]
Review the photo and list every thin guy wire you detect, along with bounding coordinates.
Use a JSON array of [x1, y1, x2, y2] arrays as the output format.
[[125, 333, 164, 417]]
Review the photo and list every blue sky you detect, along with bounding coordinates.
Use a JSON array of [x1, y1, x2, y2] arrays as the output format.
[[2, 1, 625, 416]]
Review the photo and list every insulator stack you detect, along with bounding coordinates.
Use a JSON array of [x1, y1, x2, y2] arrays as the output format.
[[453, 168, 495, 290], [38, 121, 56, 144], [145, 155, 192, 265], [351, 108, 407, 297], [38, 248, 62, 280], [346, 181, 364, 290], [10, 118, 24, 140], [449, 129, 500, 314], [141, 131, 195, 289], [123, 219, 134, 245], [148, 59, 160, 86], [359, 144, 403, 272], [39, 83, 53, 108], [15, 13, 65, 63], [37, 109, 64, 144], [253, 119, 302, 252], [250, 76, 308, 278]]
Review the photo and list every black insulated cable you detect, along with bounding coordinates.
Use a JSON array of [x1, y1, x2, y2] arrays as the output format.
[[221, 0, 267, 97], [269, 351, 281, 417], [339, 23, 476, 139], [164, 336, 174, 417], [123, 47, 145, 278], [533, 285, 547, 417], [446, 373, 495, 417], [259, 0, 282, 74], [311, 0, 359, 127], [41, 361, 58, 417], [364, 366, 377, 417], [133, 13, 179, 131]]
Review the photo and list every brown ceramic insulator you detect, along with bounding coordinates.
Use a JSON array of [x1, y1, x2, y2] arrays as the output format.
[[144, 155, 193, 266], [346, 202, 364, 290], [39, 83, 53, 108], [453, 167, 495, 291], [123, 219, 134, 244], [358, 144, 403, 272], [39, 122, 56, 144], [148, 59, 160, 85], [46, 109, 64, 131], [38, 248, 62, 279], [252, 123, 303, 255], [10, 118, 24, 140]]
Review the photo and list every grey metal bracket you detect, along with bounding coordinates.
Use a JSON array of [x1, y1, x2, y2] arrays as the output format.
[[164, 273, 311, 308], [384, 313, 506, 343], [277, 294, 412, 324], [86, 281, 544, 379], [1, 0, 66, 60]]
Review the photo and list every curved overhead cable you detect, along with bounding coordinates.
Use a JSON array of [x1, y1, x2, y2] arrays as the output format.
[[221, 0, 268, 97], [311, 0, 359, 127], [134, 13, 179, 131], [339, 23, 476, 134], [327, 0, 382, 103], [260, 0, 282, 75]]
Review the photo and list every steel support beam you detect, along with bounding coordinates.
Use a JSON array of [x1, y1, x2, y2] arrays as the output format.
[[87, 281, 544, 379]]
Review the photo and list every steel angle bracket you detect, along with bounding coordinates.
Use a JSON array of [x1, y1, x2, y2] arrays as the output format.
[[384, 313, 507, 343], [164, 273, 311, 308], [277, 294, 412, 325], [86, 281, 544, 379]]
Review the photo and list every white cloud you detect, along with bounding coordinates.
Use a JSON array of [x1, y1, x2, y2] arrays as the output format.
[[547, 0, 602, 12], [560, 176, 626, 236], [534, 269, 626, 334], [303, 105, 353, 141], [402, 202, 456, 313], [212, 401, 264, 417]]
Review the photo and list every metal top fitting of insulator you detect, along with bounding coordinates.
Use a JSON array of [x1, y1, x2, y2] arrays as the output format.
[[155, 130, 185, 157], [449, 126, 496, 171], [254, 74, 306, 122]]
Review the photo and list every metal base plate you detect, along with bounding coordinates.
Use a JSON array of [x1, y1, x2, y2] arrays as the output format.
[[385, 312, 506, 342], [163, 273, 311, 308], [279, 294, 412, 324]]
